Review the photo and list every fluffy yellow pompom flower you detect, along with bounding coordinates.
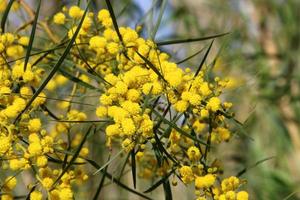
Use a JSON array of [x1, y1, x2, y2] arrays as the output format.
[[53, 12, 66, 24], [0, 0, 7, 13], [195, 174, 216, 189], [174, 100, 189, 112], [59, 188, 73, 200], [199, 82, 211, 96], [36, 156, 48, 167], [0, 136, 11, 155], [6, 45, 24, 58], [189, 93, 202, 106], [28, 142, 42, 156], [1, 194, 13, 200], [121, 138, 134, 152], [89, 36, 106, 49], [225, 191, 236, 199], [179, 166, 194, 184], [42, 177, 53, 190], [55, 74, 68, 85], [18, 36, 29, 46], [22, 70, 34, 82], [121, 118, 136, 136], [206, 97, 221, 112], [69, 6, 83, 19], [96, 106, 107, 118], [106, 124, 120, 137], [98, 9, 110, 20], [126, 89, 140, 102], [237, 191, 249, 200], [221, 176, 240, 192], [4, 176, 17, 190], [30, 191, 43, 200], [187, 146, 201, 161], [9, 158, 27, 170], [98, 9, 112, 27], [28, 118, 42, 132]]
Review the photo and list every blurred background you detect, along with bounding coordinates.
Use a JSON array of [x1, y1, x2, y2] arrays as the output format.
[[5, 0, 300, 199]]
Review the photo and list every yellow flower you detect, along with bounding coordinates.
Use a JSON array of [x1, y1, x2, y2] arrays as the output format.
[[1, 194, 13, 200], [105, 124, 120, 137], [237, 191, 249, 200], [4, 176, 17, 190], [28, 142, 42, 156], [6, 45, 24, 58], [121, 138, 134, 152], [179, 166, 194, 184], [28, 118, 42, 132], [89, 36, 107, 49], [0, 0, 7, 13], [0, 136, 11, 155], [69, 6, 83, 19], [121, 118, 136, 136], [53, 12, 66, 24], [195, 174, 215, 189], [32, 92, 46, 107], [189, 93, 202, 106], [126, 89, 140, 102], [107, 42, 119, 54], [174, 100, 189, 112], [9, 158, 27, 170], [96, 106, 107, 118], [121, 101, 141, 115], [30, 191, 43, 200], [187, 146, 201, 161], [42, 177, 53, 190], [18, 36, 29, 46], [55, 74, 68, 85], [98, 9, 112, 27], [36, 156, 48, 167], [59, 188, 73, 200], [206, 97, 221, 112], [199, 82, 211, 96]]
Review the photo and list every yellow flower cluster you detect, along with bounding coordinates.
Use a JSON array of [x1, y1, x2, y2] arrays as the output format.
[[0, 21, 89, 200], [0, 3, 249, 200]]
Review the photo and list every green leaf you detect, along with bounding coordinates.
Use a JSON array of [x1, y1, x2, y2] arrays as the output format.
[[13, 0, 92, 124], [0, 0, 15, 33], [117, 152, 131, 180], [93, 149, 124, 175], [194, 40, 214, 78], [51, 125, 93, 189], [58, 67, 99, 90], [151, 0, 167, 40], [92, 157, 109, 200], [176, 46, 206, 65], [136, 51, 167, 83], [152, 109, 208, 146], [86, 159, 153, 200], [163, 179, 173, 200], [105, 0, 124, 44], [24, 0, 41, 71], [144, 168, 176, 193], [236, 156, 275, 177], [156, 32, 229, 46], [153, 131, 179, 165], [131, 149, 137, 189]]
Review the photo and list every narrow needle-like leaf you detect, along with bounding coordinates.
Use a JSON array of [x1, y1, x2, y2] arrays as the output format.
[[24, 0, 41, 71], [156, 32, 229, 46], [13, 0, 92, 124]]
